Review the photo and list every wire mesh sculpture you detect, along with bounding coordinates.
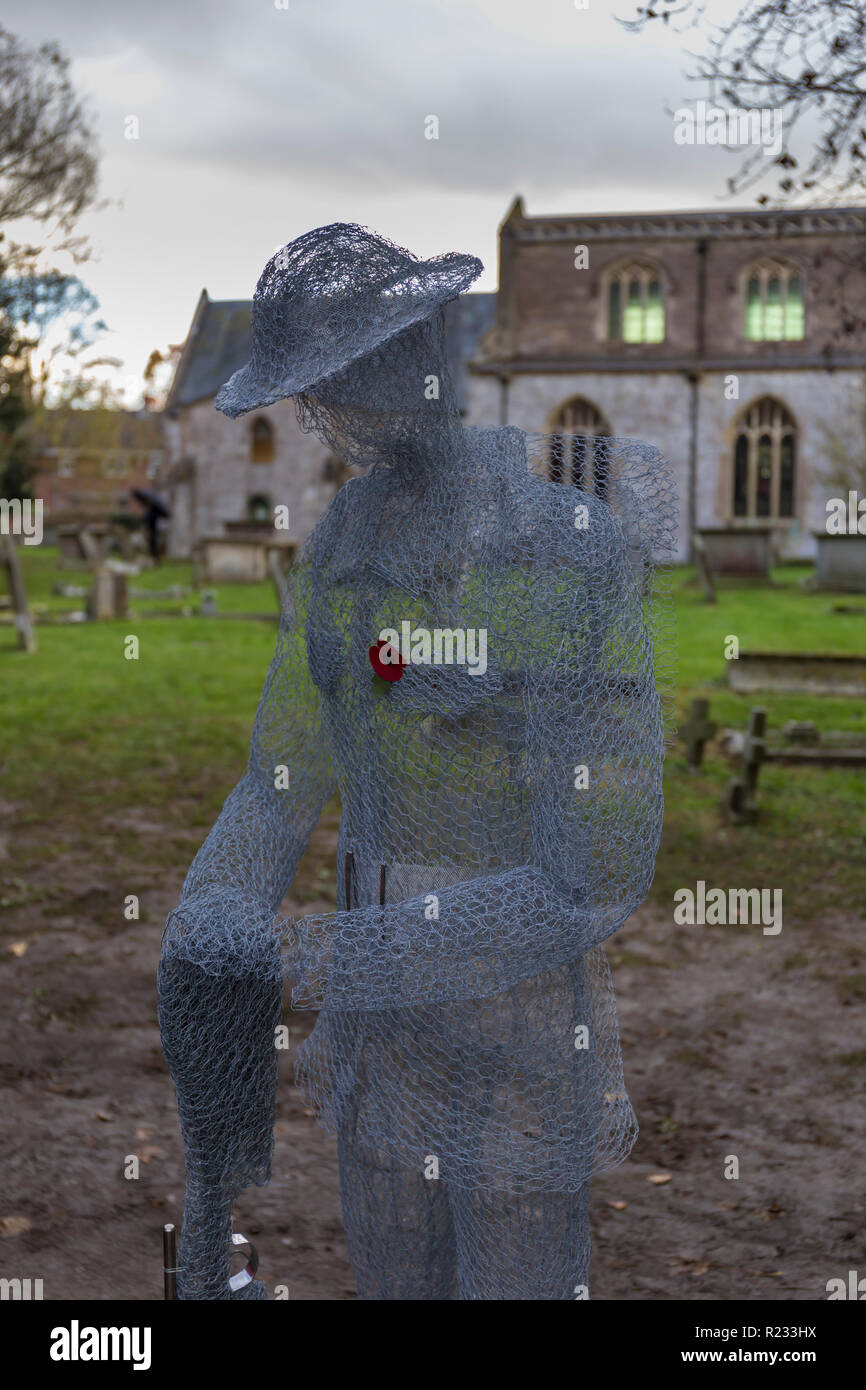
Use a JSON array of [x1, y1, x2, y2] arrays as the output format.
[[158, 223, 677, 1300]]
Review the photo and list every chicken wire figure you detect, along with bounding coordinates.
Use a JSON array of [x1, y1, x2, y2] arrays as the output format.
[[158, 223, 676, 1300]]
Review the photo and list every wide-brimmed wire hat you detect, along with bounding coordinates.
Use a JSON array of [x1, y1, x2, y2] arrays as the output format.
[[215, 222, 482, 418]]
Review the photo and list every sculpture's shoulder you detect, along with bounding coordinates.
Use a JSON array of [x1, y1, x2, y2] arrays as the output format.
[[301, 472, 371, 574], [461, 425, 624, 563], [467, 425, 676, 564]]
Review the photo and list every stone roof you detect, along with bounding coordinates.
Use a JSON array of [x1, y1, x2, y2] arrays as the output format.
[[166, 293, 252, 411], [166, 289, 496, 415]]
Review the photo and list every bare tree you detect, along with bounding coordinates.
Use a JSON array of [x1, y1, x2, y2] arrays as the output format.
[[0, 24, 100, 247], [621, 1, 866, 205], [0, 25, 102, 495]]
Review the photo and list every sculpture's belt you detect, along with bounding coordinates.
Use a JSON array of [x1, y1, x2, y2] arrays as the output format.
[[344, 850, 386, 910]]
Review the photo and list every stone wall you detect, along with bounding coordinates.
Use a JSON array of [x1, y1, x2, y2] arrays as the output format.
[[163, 399, 338, 558]]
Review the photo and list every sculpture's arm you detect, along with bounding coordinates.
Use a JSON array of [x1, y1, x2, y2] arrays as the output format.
[[158, 561, 336, 1299], [291, 507, 666, 1012]]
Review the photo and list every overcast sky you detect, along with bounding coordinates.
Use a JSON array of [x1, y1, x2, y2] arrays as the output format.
[[4, 0, 781, 402]]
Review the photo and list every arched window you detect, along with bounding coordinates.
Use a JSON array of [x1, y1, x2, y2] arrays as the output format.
[[250, 416, 275, 464], [247, 493, 271, 523], [743, 259, 804, 341], [549, 398, 612, 497], [731, 398, 797, 519], [606, 262, 665, 343]]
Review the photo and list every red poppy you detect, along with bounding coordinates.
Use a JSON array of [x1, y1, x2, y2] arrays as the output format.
[[369, 638, 406, 682]]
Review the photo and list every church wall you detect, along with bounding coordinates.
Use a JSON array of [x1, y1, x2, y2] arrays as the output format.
[[165, 398, 336, 557]]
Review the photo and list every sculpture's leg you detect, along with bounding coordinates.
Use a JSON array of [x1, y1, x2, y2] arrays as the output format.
[[449, 1182, 591, 1301], [336, 1129, 458, 1300]]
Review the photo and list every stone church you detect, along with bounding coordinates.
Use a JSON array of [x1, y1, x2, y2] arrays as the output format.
[[163, 201, 866, 564], [470, 197, 866, 562], [162, 287, 495, 557]]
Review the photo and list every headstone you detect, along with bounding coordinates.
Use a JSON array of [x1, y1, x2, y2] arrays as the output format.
[[58, 525, 86, 567], [200, 590, 218, 617], [813, 533, 866, 593], [87, 565, 128, 620], [697, 526, 773, 579], [680, 696, 717, 767], [78, 527, 103, 566], [725, 707, 766, 824], [1, 532, 37, 652], [729, 651, 866, 697], [781, 720, 819, 745], [201, 537, 267, 583]]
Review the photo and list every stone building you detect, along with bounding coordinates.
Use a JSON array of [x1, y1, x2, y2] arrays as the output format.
[[162, 287, 495, 558], [27, 408, 165, 527], [468, 198, 866, 561]]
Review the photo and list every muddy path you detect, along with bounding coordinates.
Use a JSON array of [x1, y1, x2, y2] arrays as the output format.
[[1, 799, 862, 1300]]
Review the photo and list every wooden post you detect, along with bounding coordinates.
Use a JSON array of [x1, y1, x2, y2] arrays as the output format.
[[268, 547, 287, 609], [1, 532, 36, 653], [692, 532, 717, 604]]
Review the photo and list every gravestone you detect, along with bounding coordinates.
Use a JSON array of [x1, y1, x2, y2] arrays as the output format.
[[781, 720, 819, 745], [697, 526, 773, 579], [87, 565, 128, 620], [813, 533, 866, 593], [725, 707, 766, 824], [680, 696, 717, 767], [729, 650, 866, 697]]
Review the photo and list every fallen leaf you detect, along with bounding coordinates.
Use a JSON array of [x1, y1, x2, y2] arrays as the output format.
[[96, 1111, 111, 1122], [8, 942, 27, 957], [134, 1126, 152, 1141], [137, 1145, 165, 1165], [0, 1215, 32, 1238], [648, 1172, 672, 1185], [607, 1200, 628, 1211]]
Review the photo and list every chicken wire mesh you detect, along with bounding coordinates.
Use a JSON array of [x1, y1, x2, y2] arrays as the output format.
[[158, 223, 676, 1301]]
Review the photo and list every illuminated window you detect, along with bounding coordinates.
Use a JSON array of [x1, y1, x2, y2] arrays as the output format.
[[732, 398, 797, 519], [743, 261, 804, 341], [607, 263, 665, 343]]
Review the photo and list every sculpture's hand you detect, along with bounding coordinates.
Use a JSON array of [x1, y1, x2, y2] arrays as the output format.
[[159, 888, 286, 1299]]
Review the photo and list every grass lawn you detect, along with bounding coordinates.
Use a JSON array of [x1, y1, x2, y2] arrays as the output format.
[[1, 550, 863, 922]]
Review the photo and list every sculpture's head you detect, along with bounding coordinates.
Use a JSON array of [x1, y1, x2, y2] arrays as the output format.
[[216, 222, 481, 468]]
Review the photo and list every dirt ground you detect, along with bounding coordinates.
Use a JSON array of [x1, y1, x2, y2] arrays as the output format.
[[1, 795, 863, 1301]]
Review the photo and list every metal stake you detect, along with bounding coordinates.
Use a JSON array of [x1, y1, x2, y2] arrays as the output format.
[[163, 1223, 178, 1300]]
